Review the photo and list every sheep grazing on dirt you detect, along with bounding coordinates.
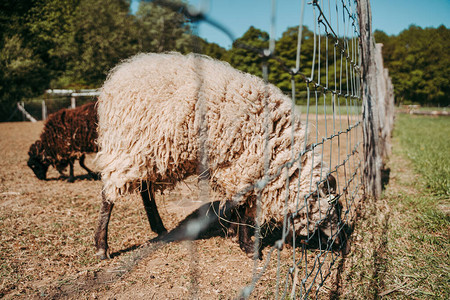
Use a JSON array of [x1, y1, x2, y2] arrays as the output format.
[[27, 101, 99, 182], [94, 52, 339, 260]]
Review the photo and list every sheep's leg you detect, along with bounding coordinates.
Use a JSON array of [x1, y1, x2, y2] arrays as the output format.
[[55, 161, 68, 179], [67, 159, 75, 182], [226, 209, 239, 242], [79, 154, 99, 179], [95, 191, 114, 260], [238, 217, 254, 257], [140, 181, 167, 235], [237, 206, 260, 259], [57, 169, 66, 178]]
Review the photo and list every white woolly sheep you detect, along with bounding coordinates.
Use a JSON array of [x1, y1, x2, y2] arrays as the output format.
[[94, 52, 339, 259]]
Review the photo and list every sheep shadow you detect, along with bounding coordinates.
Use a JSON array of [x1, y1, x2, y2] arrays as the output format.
[[109, 245, 141, 259], [108, 201, 233, 259], [45, 173, 101, 182], [155, 201, 235, 243], [110, 200, 351, 259]]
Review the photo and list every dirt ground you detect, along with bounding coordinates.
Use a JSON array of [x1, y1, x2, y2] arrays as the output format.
[[0, 117, 362, 299]]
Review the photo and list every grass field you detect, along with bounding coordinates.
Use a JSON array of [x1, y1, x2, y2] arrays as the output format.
[[403, 106, 449, 113], [395, 114, 450, 197], [339, 114, 450, 299]]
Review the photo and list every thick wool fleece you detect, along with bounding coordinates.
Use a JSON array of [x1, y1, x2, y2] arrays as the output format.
[[96, 52, 333, 235], [34, 101, 98, 170]]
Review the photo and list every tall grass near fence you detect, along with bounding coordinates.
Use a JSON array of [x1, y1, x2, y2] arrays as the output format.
[[339, 114, 449, 299], [393, 115, 450, 296], [378, 115, 450, 298]]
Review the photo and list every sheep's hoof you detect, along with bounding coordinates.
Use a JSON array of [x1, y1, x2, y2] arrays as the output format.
[[89, 172, 101, 180], [245, 249, 262, 260], [95, 249, 110, 260], [227, 225, 238, 241], [67, 177, 75, 183], [239, 241, 263, 260], [156, 228, 168, 236], [240, 243, 254, 256]]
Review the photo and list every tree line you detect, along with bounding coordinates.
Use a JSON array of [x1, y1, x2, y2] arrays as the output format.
[[0, 0, 195, 121], [375, 25, 449, 107], [0, 0, 448, 121]]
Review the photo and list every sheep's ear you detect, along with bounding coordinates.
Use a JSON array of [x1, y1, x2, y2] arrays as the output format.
[[60, 111, 66, 123], [28, 141, 39, 156]]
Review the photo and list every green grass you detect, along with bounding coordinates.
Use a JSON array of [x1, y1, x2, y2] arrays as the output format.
[[395, 114, 450, 197], [402, 106, 449, 112], [382, 114, 450, 299], [340, 113, 450, 299]]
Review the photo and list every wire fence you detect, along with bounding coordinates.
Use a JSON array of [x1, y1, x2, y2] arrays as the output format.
[[226, 0, 362, 297], [134, 0, 382, 299]]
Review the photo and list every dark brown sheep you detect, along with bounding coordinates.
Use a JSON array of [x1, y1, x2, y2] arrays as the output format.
[[27, 101, 99, 182]]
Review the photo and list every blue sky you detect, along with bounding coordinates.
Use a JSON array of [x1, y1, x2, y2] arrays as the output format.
[[131, 0, 450, 49]]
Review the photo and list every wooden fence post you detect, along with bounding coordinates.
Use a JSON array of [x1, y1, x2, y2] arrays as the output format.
[[17, 102, 37, 123], [42, 100, 47, 121], [383, 65, 395, 158], [358, 0, 382, 199]]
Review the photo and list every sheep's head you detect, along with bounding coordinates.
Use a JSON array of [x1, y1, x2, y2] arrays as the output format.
[[316, 174, 343, 243], [290, 174, 341, 240], [27, 141, 50, 180]]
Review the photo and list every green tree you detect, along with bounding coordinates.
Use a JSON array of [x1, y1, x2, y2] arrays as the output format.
[[135, 0, 192, 53], [0, 35, 47, 121], [25, 0, 80, 87], [64, 0, 139, 86], [0, 0, 49, 121], [227, 26, 270, 78], [375, 25, 450, 106], [196, 38, 228, 60], [272, 26, 315, 100], [25, 0, 139, 88]]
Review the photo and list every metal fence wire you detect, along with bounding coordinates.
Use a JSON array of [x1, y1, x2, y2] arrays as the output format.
[[139, 0, 366, 299]]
